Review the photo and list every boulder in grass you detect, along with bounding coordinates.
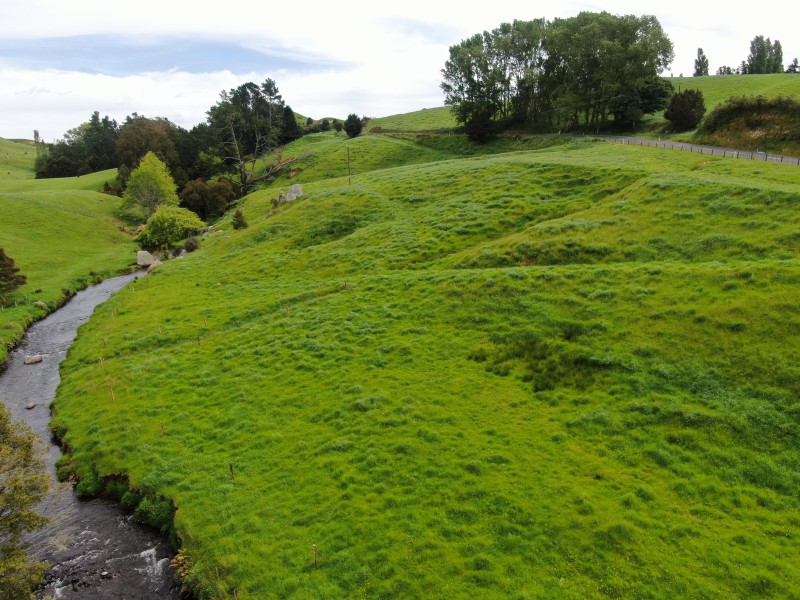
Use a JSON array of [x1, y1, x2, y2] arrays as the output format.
[[137, 250, 156, 267], [24, 355, 43, 365], [290, 184, 303, 197], [147, 260, 163, 272], [33, 301, 48, 310]]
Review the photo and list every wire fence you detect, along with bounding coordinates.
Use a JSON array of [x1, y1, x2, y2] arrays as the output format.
[[593, 136, 800, 166]]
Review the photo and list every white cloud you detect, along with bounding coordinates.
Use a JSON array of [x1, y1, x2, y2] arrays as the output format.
[[1, 0, 798, 139]]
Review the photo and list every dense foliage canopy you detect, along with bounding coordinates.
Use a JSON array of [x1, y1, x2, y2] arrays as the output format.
[[344, 114, 363, 138], [137, 205, 205, 248], [441, 12, 674, 140], [664, 89, 706, 131], [122, 151, 179, 218]]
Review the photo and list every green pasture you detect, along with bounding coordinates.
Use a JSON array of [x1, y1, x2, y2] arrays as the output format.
[[51, 135, 800, 599], [0, 139, 134, 363], [670, 73, 800, 111], [367, 107, 457, 132], [0, 137, 37, 180]]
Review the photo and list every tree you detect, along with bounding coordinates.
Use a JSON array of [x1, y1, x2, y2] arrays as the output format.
[[231, 209, 248, 230], [694, 48, 709, 76], [122, 151, 179, 218], [206, 79, 285, 196], [716, 65, 734, 75], [280, 106, 302, 143], [664, 88, 705, 131], [179, 179, 235, 220], [0, 248, 26, 299], [137, 206, 205, 248], [320, 119, 331, 132], [333, 120, 343, 135], [608, 78, 673, 129], [116, 115, 180, 180], [787, 58, 800, 73], [441, 32, 503, 140], [344, 114, 363, 138], [771, 40, 784, 73], [0, 405, 49, 599]]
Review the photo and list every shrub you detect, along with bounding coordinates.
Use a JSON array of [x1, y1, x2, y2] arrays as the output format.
[[344, 113, 363, 138], [232, 209, 249, 230], [180, 179, 236, 220], [138, 206, 205, 248], [0, 248, 26, 299], [184, 236, 199, 252], [664, 89, 706, 131]]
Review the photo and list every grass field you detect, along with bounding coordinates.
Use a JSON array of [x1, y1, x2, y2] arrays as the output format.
[[670, 73, 800, 111], [367, 107, 457, 132], [51, 133, 800, 599], [0, 139, 135, 364]]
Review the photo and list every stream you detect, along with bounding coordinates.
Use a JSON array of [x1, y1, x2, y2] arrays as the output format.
[[0, 272, 181, 599]]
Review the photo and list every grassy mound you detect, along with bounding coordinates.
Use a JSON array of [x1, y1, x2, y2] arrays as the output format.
[[51, 136, 800, 598], [0, 139, 134, 363]]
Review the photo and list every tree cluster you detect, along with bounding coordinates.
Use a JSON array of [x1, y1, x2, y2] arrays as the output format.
[[745, 36, 783, 74], [717, 36, 785, 75], [35, 78, 308, 203], [441, 13, 675, 141]]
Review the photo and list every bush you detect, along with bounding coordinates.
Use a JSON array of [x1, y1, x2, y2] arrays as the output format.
[[664, 89, 706, 131], [0, 248, 26, 299], [180, 179, 236, 220], [138, 206, 205, 248], [344, 113, 363, 138], [232, 209, 248, 230], [184, 236, 199, 252]]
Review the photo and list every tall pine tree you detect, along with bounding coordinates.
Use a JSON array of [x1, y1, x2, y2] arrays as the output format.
[[694, 48, 709, 76]]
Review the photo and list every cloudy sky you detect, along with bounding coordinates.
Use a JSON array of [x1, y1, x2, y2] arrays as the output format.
[[1, 0, 798, 140]]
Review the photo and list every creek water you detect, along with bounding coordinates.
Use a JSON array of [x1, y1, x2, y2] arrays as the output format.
[[0, 272, 181, 599]]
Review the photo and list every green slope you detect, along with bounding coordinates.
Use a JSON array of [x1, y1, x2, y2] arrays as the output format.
[[0, 139, 134, 363], [52, 136, 800, 599], [670, 73, 800, 111], [364, 74, 800, 134]]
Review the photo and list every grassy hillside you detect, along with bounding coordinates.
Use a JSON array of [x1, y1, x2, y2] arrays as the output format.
[[367, 107, 456, 132], [0, 137, 37, 180], [670, 73, 800, 112], [0, 139, 135, 363], [364, 75, 800, 135], [52, 134, 800, 599]]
